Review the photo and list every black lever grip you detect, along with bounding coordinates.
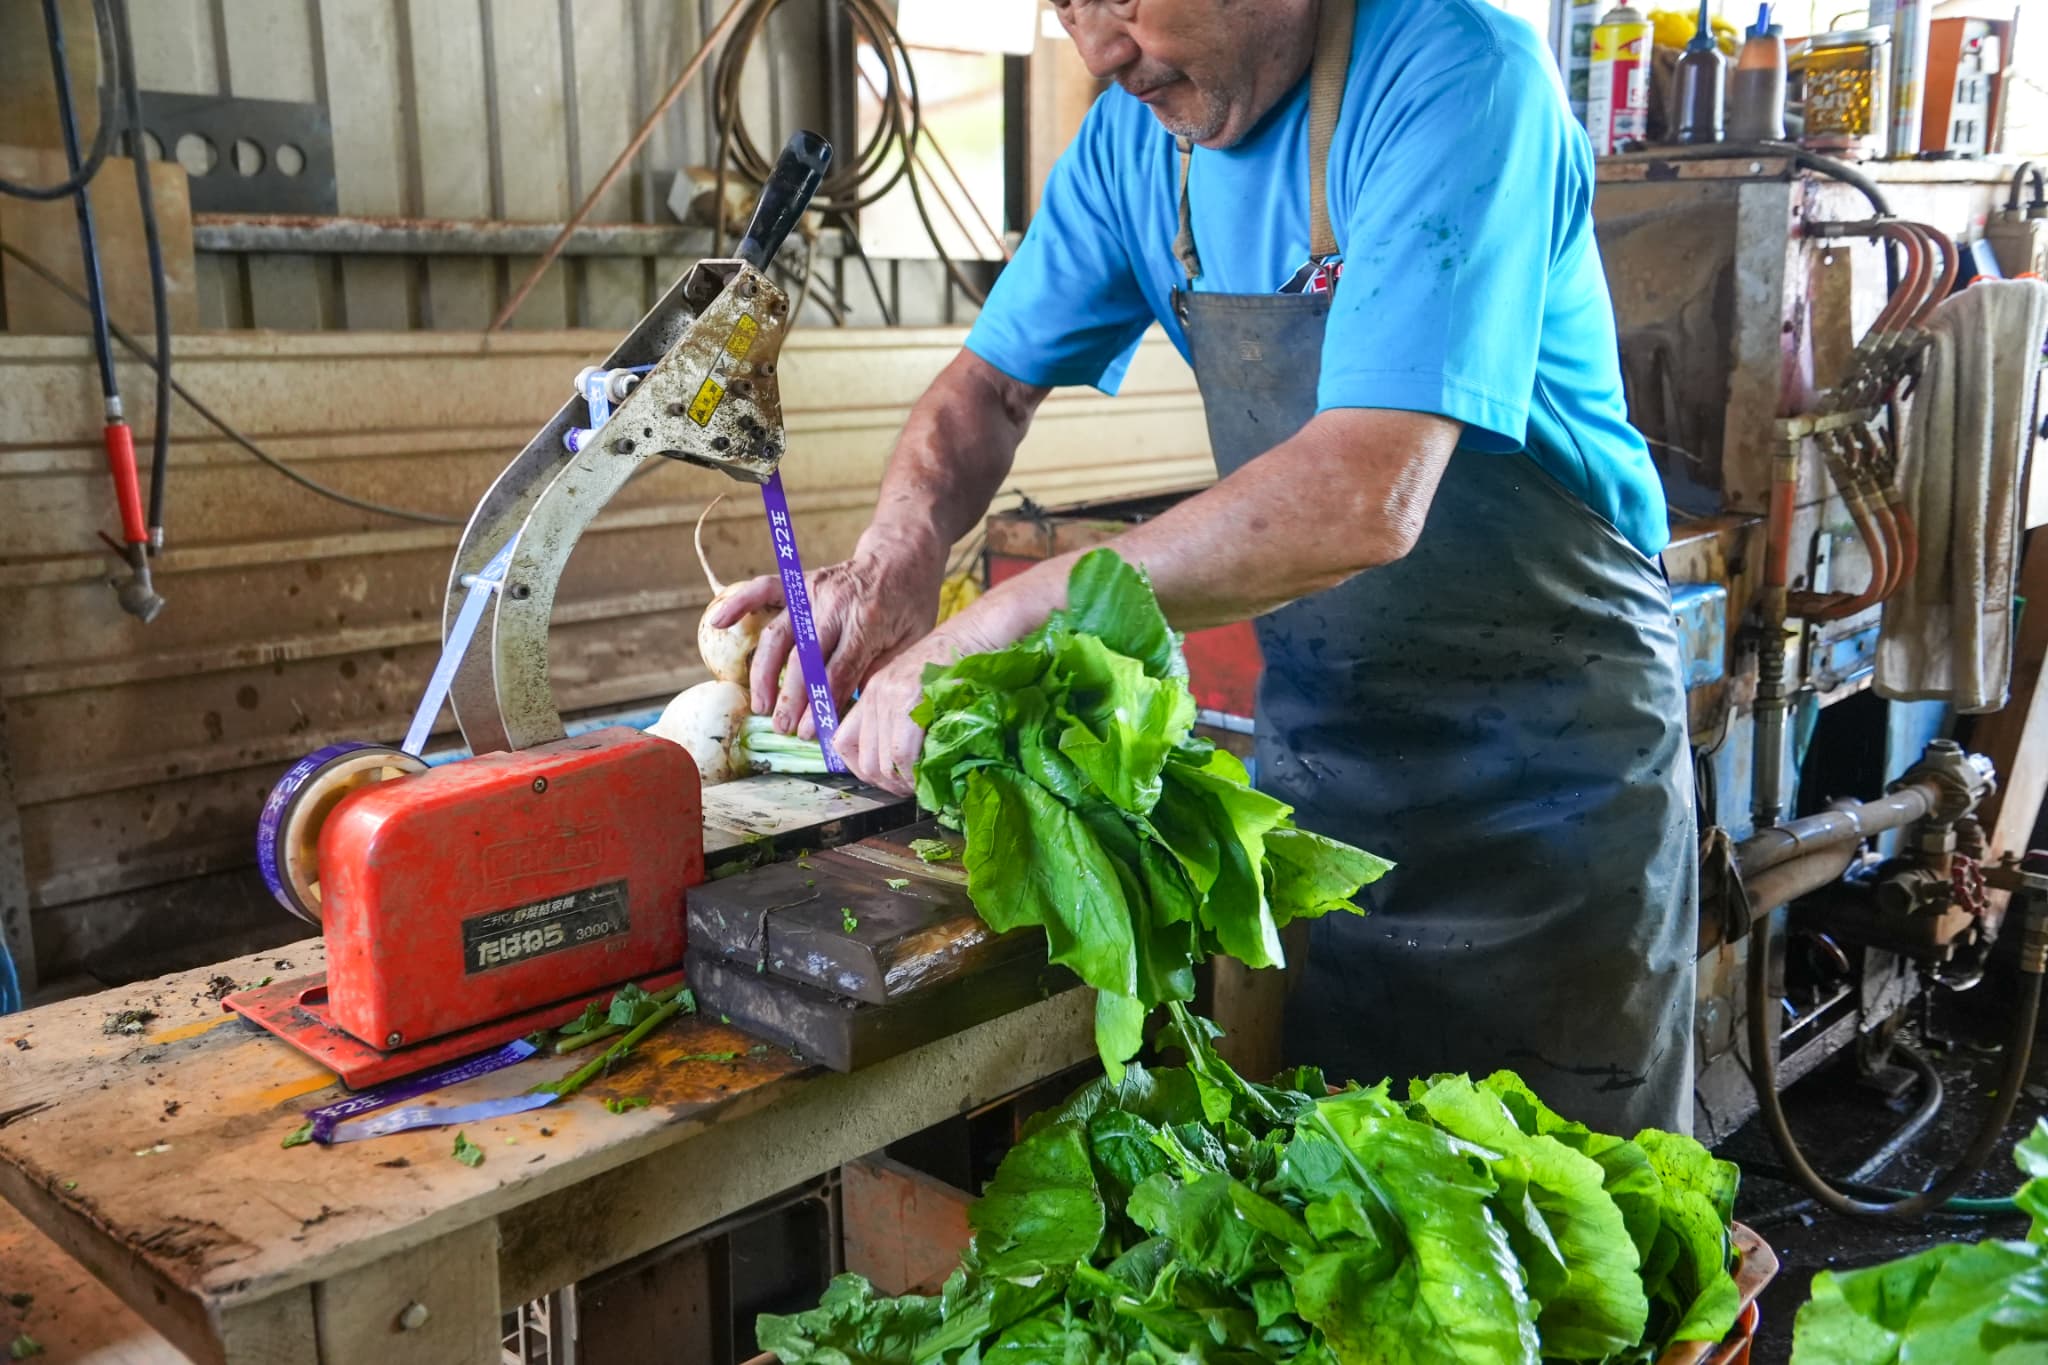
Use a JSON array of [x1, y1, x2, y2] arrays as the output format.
[[735, 130, 833, 271]]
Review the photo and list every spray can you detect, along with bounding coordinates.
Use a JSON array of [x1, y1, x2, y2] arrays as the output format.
[[1886, 0, 1931, 158], [1587, 3, 1652, 155]]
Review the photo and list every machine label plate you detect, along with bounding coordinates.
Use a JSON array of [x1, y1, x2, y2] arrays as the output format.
[[461, 880, 630, 973]]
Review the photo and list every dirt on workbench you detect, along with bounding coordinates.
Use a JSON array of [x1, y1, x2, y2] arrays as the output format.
[[1721, 980, 2048, 1363]]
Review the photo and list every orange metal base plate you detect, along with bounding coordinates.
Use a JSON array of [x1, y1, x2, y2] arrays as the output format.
[[224, 966, 686, 1089]]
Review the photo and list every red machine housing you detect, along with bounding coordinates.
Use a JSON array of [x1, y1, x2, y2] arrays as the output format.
[[317, 726, 703, 1050]]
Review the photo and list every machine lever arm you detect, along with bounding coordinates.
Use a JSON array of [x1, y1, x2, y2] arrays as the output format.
[[736, 130, 832, 272]]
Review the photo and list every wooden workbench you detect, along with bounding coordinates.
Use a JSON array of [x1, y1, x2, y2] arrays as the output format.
[[0, 937, 1093, 1364]]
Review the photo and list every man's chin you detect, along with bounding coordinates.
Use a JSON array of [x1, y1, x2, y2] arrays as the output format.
[[1141, 88, 1230, 146]]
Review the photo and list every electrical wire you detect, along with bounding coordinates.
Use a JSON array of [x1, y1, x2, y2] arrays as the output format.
[[108, 0, 171, 546], [0, 240, 463, 527], [835, 209, 897, 327], [0, 0, 119, 202]]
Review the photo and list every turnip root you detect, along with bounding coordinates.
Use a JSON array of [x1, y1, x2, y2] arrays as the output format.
[[646, 679, 828, 786], [696, 496, 767, 685]]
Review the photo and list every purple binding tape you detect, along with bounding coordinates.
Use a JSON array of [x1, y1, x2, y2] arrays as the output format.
[[761, 471, 846, 773], [329, 1092, 559, 1143], [256, 741, 383, 913], [302, 1039, 538, 1143]]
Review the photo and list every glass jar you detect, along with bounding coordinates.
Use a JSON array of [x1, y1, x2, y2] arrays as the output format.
[[1801, 26, 1891, 155]]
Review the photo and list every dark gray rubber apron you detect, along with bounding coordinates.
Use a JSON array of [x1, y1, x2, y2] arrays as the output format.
[[1173, 2, 1697, 1134]]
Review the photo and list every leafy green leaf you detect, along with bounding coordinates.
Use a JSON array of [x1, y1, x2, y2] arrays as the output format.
[[1792, 1239, 2048, 1365], [281, 1121, 313, 1149], [1310, 1087, 1541, 1365], [885, 877, 911, 891], [452, 1131, 484, 1168], [960, 768, 1136, 1000], [1058, 548, 1186, 682], [1412, 1075, 1647, 1359], [970, 1121, 1106, 1278], [2014, 1118, 2048, 1243], [606, 982, 658, 1029], [9, 1334, 43, 1361], [756, 1274, 944, 1365], [602, 1096, 651, 1114], [910, 837, 956, 863], [557, 1000, 607, 1036]]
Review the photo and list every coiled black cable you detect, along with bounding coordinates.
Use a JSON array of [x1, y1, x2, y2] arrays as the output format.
[[0, 0, 120, 202], [708, 0, 988, 306]]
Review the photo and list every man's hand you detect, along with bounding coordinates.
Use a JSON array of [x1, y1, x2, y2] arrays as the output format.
[[833, 610, 1022, 794], [707, 538, 944, 739]]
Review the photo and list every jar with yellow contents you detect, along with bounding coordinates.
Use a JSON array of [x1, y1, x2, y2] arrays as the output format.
[[1799, 26, 1891, 155]]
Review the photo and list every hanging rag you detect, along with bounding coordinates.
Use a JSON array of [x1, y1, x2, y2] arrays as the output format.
[[1876, 278, 2048, 713]]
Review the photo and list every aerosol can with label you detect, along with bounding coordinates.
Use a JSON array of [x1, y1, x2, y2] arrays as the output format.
[[1588, 3, 1652, 155]]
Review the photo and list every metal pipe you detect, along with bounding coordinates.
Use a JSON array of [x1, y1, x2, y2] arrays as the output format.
[[1753, 633, 1792, 830], [1743, 842, 1860, 915], [1737, 778, 1942, 875], [190, 212, 842, 261]]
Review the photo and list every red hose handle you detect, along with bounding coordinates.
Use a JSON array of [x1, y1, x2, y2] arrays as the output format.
[[103, 420, 147, 547]]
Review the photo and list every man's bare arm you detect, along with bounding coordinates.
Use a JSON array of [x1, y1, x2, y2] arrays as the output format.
[[835, 406, 1461, 790], [854, 349, 1052, 587], [970, 406, 1458, 640]]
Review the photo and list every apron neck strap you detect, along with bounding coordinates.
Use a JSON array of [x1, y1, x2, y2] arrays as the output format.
[[1173, 0, 1356, 286]]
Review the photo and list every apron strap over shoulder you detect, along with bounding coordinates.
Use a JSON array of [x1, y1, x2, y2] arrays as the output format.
[[1171, 1, 1356, 286], [1306, 0, 1354, 262], [1174, 137, 1204, 283]]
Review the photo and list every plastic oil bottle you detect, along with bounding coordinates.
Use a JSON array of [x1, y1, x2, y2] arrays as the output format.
[[1673, 0, 1727, 144], [1728, 5, 1789, 142]]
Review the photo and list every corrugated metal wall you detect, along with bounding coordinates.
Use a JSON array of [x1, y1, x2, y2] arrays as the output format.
[[125, 0, 975, 331], [0, 327, 1209, 986]]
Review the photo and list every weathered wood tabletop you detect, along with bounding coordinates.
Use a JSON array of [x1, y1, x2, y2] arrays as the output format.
[[0, 779, 1095, 1365]]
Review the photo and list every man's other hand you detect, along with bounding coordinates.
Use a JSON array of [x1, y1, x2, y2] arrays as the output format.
[[708, 541, 943, 740]]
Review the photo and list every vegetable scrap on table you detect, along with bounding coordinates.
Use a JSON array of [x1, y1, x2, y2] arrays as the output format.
[[452, 1132, 485, 1168]]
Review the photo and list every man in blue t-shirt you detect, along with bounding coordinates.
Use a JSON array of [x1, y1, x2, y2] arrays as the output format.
[[717, 0, 1697, 1134]]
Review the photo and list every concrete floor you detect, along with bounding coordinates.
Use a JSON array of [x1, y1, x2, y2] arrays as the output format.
[[1720, 977, 2048, 1363]]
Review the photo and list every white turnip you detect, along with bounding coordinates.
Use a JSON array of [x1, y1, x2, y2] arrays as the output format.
[[695, 495, 767, 685], [646, 679, 827, 786]]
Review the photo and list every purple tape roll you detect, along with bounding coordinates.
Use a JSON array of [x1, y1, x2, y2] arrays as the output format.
[[303, 1039, 538, 1143], [255, 741, 384, 915], [760, 471, 846, 773]]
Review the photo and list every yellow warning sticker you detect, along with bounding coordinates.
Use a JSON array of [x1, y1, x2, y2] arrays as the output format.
[[687, 377, 725, 426], [724, 314, 759, 361]]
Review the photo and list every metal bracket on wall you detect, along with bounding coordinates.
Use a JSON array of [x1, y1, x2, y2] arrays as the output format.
[[135, 90, 338, 215]]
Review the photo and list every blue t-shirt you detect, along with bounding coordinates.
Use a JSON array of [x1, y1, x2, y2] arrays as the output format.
[[964, 0, 1668, 556]]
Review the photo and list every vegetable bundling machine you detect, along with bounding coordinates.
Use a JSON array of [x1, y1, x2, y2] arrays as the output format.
[[231, 133, 847, 1086]]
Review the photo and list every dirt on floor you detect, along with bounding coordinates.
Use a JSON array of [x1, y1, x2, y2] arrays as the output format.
[[1721, 975, 2048, 1364]]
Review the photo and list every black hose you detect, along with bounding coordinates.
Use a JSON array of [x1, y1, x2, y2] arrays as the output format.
[[109, 0, 170, 543], [43, 0, 120, 405], [1644, 141, 1899, 294], [1744, 1041, 1944, 1226], [0, 0, 120, 202], [1746, 905, 2043, 1217]]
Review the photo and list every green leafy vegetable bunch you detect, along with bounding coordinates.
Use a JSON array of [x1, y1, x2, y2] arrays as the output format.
[[911, 549, 1391, 1077], [761, 1005, 1743, 1364], [1792, 1118, 2048, 1363]]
